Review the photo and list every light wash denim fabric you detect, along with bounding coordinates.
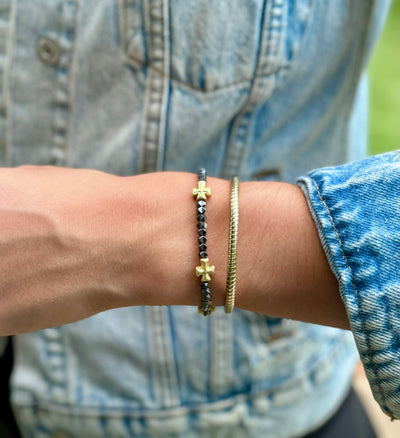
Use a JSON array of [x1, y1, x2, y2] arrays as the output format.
[[298, 151, 400, 420], [0, 0, 393, 437]]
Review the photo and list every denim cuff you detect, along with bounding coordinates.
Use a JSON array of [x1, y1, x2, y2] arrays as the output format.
[[297, 151, 400, 419]]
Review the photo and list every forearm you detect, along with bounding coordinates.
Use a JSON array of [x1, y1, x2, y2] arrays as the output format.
[[228, 180, 348, 328], [134, 174, 348, 328], [117, 172, 348, 328], [0, 167, 348, 334]]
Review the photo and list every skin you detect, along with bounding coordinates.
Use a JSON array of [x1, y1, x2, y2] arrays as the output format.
[[0, 166, 349, 335]]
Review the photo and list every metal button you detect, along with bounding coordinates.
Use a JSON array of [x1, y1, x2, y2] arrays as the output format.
[[37, 37, 61, 66], [51, 147, 66, 162]]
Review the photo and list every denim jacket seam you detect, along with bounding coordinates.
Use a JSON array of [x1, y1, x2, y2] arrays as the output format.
[[122, 56, 274, 94], [4, 0, 15, 166], [310, 176, 392, 417], [222, 0, 286, 179], [138, 0, 169, 173], [273, 0, 315, 89], [51, 0, 78, 168]]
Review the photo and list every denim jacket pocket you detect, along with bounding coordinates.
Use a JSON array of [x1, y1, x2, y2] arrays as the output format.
[[246, 317, 352, 397], [118, 0, 314, 93], [118, 0, 148, 70]]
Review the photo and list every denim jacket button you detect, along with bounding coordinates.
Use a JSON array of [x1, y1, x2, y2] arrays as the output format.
[[51, 147, 66, 161], [37, 37, 62, 66]]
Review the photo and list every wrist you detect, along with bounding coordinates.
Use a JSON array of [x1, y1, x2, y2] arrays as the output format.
[[116, 172, 231, 308], [234, 181, 347, 328]]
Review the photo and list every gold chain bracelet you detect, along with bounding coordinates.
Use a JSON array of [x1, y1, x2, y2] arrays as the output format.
[[225, 176, 239, 314]]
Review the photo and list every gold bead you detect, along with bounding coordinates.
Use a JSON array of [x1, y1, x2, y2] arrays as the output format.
[[195, 258, 215, 282], [192, 180, 211, 201]]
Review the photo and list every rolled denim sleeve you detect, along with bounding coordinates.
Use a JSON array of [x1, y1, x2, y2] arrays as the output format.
[[297, 151, 400, 419]]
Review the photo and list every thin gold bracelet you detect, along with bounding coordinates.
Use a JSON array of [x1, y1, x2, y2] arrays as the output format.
[[225, 175, 239, 314]]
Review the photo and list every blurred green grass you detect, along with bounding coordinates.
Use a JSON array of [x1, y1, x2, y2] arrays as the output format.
[[368, 0, 400, 155]]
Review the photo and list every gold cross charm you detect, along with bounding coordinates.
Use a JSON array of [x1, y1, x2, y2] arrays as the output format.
[[195, 258, 215, 282], [193, 181, 211, 201]]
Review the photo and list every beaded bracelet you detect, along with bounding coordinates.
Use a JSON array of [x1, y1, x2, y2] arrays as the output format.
[[193, 169, 215, 316]]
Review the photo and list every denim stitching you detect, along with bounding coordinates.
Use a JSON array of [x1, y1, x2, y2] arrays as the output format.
[[210, 309, 234, 397], [310, 177, 393, 418], [138, 0, 170, 173], [51, 0, 78, 167], [123, 55, 289, 94], [146, 307, 180, 408], [41, 328, 68, 402], [3, 0, 15, 166], [222, 0, 282, 180]]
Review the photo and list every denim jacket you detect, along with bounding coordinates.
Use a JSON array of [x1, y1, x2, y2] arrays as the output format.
[[0, 0, 396, 437]]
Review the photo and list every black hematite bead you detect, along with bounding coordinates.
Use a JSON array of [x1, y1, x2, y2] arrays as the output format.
[[198, 168, 206, 181], [202, 306, 212, 316], [199, 244, 207, 252], [196, 170, 213, 317], [199, 235, 207, 244]]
